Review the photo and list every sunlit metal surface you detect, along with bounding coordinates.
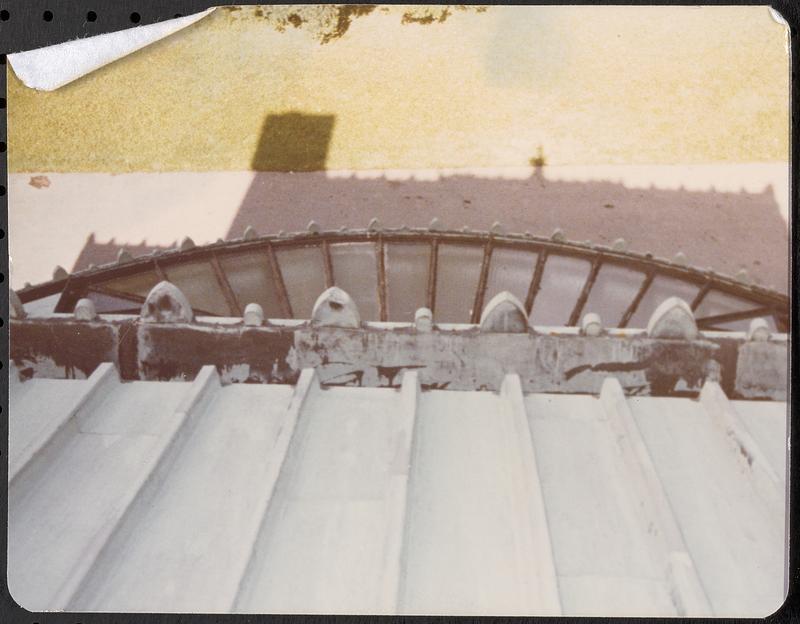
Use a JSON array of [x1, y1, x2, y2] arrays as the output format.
[[7, 365, 786, 615]]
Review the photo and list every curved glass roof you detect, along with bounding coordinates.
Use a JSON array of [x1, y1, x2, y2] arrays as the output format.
[[17, 228, 789, 332]]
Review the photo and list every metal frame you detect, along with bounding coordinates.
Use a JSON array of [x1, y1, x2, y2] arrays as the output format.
[[321, 240, 335, 289], [209, 252, 242, 316], [470, 240, 494, 324], [23, 228, 788, 330], [376, 235, 388, 322], [568, 256, 602, 327], [266, 243, 293, 318], [696, 306, 777, 330], [618, 271, 655, 329], [525, 249, 548, 316], [426, 237, 439, 313], [691, 281, 713, 311]]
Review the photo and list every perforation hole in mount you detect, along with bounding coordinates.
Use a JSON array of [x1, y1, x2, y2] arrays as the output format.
[[0, 142, 6, 153], [0, 186, 6, 196], [0, 10, 9, 21], [1, 97, 6, 108], [42, 10, 53, 21], [130, 11, 141, 23], [87, 10, 97, 22]]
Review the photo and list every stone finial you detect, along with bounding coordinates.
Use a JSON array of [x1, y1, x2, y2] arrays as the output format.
[[428, 217, 443, 232], [580, 312, 603, 337], [368, 217, 381, 232], [179, 236, 196, 251], [479, 291, 528, 333], [307, 220, 320, 234], [612, 238, 627, 252], [490, 221, 504, 235], [243, 302, 264, 326], [673, 251, 688, 266], [524, 231, 532, 237], [311, 287, 360, 328], [9, 290, 26, 319], [462, 225, 470, 232], [243, 225, 258, 240], [551, 228, 565, 242], [735, 268, 750, 284], [747, 317, 771, 342], [53, 265, 69, 281], [117, 249, 133, 264], [646, 297, 698, 340], [74, 298, 97, 321], [415, 307, 433, 332], [141, 281, 194, 323], [215, 238, 225, 244]]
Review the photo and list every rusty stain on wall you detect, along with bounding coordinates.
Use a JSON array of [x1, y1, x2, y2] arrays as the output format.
[[10, 320, 119, 379], [9, 318, 788, 400]]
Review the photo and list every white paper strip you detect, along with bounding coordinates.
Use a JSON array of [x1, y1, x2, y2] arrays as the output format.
[[7, 8, 216, 91]]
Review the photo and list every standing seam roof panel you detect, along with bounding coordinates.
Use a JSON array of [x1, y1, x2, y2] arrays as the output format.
[[7, 367, 788, 616]]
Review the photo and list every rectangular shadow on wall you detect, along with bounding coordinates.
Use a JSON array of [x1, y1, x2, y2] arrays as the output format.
[[251, 112, 335, 171]]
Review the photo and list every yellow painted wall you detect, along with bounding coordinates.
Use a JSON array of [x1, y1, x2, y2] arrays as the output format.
[[8, 5, 789, 172]]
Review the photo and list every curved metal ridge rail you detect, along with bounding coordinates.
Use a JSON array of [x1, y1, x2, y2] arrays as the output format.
[[16, 227, 788, 330]]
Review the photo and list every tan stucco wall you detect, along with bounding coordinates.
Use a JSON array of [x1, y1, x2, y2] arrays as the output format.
[[7, 5, 789, 172]]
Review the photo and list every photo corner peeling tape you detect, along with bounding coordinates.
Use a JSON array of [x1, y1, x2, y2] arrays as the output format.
[[7, 8, 216, 91]]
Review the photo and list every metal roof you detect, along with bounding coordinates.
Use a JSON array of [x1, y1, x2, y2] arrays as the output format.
[[8, 363, 787, 616]]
